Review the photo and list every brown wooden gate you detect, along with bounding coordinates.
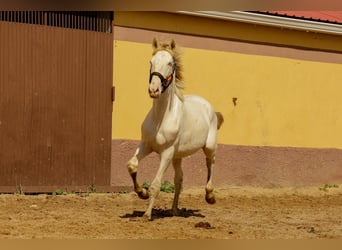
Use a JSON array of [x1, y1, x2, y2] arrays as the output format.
[[0, 12, 113, 193]]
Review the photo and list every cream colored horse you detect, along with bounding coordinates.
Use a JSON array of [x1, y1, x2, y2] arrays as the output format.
[[127, 38, 224, 220]]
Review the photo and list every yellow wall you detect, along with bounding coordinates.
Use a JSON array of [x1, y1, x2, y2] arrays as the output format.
[[114, 12, 342, 53], [113, 40, 342, 149], [112, 41, 151, 140]]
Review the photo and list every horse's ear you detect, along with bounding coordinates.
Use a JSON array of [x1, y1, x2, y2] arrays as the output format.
[[152, 37, 159, 49], [170, 39, 176, 50]]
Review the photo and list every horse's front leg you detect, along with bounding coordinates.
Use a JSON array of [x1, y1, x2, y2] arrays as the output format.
[[144, 146, 174, 220], [127, 142, 152, 199], [172, 158, 183, 216]]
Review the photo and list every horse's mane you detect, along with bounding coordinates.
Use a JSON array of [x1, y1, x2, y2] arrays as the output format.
[[152, 38, 185, 101]]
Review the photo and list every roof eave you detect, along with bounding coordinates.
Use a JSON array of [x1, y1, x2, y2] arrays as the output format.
[[178, 11, 342, 35]]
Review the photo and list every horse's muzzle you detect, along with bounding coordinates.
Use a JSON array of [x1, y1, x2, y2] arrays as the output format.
[[149, 87, 160, 98]]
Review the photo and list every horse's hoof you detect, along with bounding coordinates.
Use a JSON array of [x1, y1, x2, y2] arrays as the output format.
[[137, 188, 149, 200], [143, 212, 153, 221], [205, 193, 216, 204], [172, 208, 180, 216]]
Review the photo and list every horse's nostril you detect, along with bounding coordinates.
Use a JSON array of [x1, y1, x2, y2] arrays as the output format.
[[150, 88, 159, 94], [149, 87, 160, 98]]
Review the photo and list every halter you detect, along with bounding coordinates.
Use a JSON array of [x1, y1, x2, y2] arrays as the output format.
[[149, 62, 176, 93]]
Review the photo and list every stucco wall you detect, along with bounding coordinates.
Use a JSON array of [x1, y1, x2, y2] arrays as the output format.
[[112, 38, 342, 149], [110, 12, 342, 187]]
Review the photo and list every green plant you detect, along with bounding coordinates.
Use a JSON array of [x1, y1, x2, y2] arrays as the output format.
[[52, 189, 63, 195], [141, 180, 175, 193], [319, 184, 339, 192], [142, 182, 150, 190], [160, 180, 175, 193], [88, 183, 97, 193]]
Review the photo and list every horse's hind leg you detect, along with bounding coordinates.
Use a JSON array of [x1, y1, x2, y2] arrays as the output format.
[[127, 142, 152, 199], [204, 154, 216, 204], [172, 158, 183, 215], [203, 127, 217, 204]]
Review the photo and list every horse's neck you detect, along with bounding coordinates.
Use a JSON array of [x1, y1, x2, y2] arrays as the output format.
[[152, 85, 179, 123]]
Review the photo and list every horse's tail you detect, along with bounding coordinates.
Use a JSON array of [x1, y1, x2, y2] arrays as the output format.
[[216, 112, 224, 130]]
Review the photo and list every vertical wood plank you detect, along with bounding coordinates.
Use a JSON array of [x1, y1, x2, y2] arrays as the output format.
[[0, 12, 113, 192]]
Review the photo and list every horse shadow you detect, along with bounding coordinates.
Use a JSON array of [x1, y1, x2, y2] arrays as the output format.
[[120, 207, 205, 220]]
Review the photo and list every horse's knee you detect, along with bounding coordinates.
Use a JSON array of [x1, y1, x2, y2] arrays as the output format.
[[205, 155, 216, 165], [149, 181, 161, 198], [127, 157, 138, 175]]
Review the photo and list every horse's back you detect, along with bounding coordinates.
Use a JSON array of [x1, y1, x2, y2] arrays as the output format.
[[183, 94, 216, 120]]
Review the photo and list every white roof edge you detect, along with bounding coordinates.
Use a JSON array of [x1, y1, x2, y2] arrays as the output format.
[[178, 11, 342, 35]]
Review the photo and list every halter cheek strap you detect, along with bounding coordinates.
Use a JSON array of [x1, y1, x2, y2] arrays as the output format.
[[149, 63, 176, 93]]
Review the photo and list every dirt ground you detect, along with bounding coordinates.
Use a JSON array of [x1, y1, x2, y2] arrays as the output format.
[[1, 185, 342, 239]]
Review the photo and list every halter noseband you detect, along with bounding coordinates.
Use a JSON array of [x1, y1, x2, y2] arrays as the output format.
[[149, 62, 176, 93]]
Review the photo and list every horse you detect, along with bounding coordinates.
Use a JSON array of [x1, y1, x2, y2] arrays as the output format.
[[127, 38, 224, 220]]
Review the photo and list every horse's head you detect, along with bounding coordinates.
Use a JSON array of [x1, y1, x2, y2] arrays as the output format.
[[148, 38, 177, 99]]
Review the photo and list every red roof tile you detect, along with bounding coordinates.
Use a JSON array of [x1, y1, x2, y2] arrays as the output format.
[[258, 11, 342, 24]]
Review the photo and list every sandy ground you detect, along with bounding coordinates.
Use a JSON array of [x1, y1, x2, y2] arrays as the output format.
[[1, 185, 342, 239]]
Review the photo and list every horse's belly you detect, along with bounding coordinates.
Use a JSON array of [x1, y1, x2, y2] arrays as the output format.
[[175, 112, 211, 157], [175, 132, 207, 157], [174, 146, 202, 158]]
